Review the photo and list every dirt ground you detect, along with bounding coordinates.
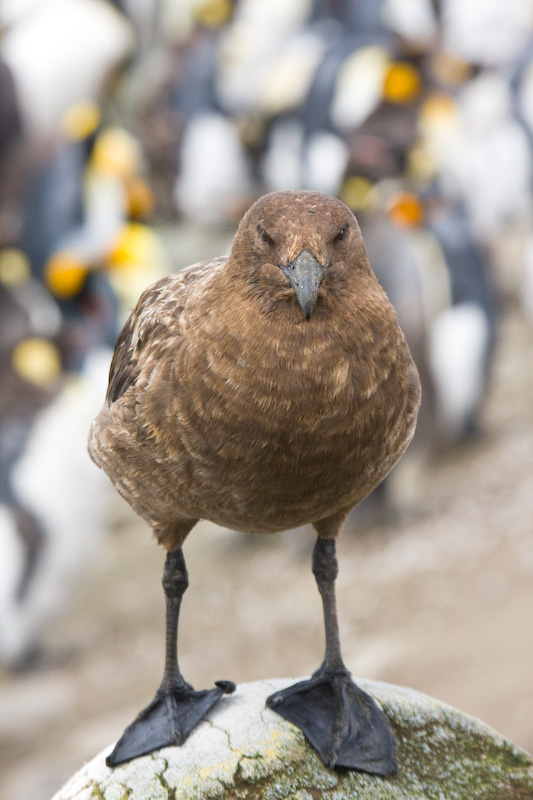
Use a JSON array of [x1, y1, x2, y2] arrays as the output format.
[[0, 296, 532, 800]]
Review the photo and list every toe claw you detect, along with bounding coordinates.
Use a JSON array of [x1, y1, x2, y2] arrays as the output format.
[[215, 679, 237, 694]]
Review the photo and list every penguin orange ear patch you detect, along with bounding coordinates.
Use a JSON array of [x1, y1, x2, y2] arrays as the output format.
[[62, 100, 101, 141], [12, 338, 62, 387], [194, 0, 233, 27], [126, 177, 155, 220], [387, 192, 425, 228], [44, 252, 88, 299], [340, 176, 376, 213], [91, 127, 139, 180], [0, 249, 31, 288], [383, 62, 422, 104]]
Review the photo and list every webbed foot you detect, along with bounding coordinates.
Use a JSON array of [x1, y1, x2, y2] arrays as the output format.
[[106, 679, 236, 767], [266, 669, 396, 775]]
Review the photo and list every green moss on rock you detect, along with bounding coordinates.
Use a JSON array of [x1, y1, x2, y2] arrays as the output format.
[[54, 679, 533, 800]]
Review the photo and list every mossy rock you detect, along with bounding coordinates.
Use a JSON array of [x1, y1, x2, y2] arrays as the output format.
[[52, 678, 533, 800]]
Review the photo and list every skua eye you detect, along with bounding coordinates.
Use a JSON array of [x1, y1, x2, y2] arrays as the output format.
[[259, 227, 275, 245]]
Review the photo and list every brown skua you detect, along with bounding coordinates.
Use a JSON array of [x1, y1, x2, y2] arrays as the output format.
[[89, 190, 421, 774]]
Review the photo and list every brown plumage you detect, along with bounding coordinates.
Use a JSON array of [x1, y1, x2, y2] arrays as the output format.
[[89, 190, 421, 773]]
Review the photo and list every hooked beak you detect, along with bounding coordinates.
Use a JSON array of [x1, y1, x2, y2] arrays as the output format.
[[281, 250, 326, 320]]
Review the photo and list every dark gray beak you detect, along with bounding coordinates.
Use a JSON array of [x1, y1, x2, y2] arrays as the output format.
[[281, 250, 325, 320]]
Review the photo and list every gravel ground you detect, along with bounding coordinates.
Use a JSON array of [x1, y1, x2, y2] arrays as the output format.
[[0, 298, 532, 800]]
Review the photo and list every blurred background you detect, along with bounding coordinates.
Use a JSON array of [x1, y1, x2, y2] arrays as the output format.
[[0, 0, 532, 797]]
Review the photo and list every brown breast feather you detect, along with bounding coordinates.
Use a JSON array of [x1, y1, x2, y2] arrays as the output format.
[[89, 191, 421, 549]]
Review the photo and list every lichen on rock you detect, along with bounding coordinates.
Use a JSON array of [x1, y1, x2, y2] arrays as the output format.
[[51, 678, 533, 800]]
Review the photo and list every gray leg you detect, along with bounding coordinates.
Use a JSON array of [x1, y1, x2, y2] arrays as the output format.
[[106, 549, 235, 767], [159, 549, 190, 692], [267, 536, 397, 774], [312, 536, 345, 672]]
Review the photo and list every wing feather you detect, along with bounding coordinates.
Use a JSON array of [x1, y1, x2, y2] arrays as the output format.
[[105, 258, 225, 404]]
